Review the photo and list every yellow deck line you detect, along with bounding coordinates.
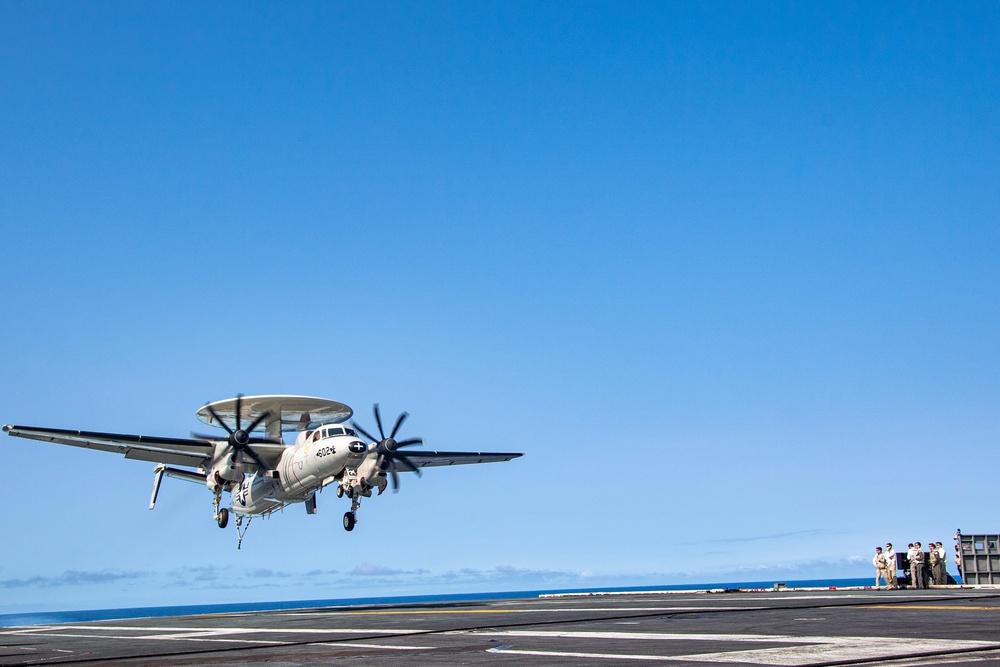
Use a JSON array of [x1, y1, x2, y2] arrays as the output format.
[[337, 609, 522, 615]]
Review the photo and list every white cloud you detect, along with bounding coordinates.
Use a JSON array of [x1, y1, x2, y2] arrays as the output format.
[[0, 570, 151, 589]]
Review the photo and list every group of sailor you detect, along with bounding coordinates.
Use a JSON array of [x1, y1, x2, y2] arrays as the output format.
[[873, 541, 948, 589]]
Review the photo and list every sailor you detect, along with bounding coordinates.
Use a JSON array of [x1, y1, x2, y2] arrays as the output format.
[[884, 543, 898, 589], [873, 547, 889, 589], [905, 543, 916, 584], [910, 542, 925, 589], [936, 542, 947, 584], [928, 541, 942, 584]]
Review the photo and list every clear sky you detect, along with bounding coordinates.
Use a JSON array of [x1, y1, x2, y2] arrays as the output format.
[[1, 2, 998, 614]]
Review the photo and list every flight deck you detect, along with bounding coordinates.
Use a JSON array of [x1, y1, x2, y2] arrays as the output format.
[[4, 588, 1000, 666]]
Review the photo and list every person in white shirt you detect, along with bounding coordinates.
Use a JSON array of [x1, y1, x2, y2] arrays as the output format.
[[884, 543, 898, 589], [873, 547, 889, 589]]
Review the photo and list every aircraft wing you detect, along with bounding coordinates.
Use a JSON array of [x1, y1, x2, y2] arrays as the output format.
[[3, 424, 216, 469], [402, 451, 523, 468]]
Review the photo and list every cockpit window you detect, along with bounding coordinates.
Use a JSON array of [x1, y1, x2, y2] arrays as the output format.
[[345, 428, 357, 437]]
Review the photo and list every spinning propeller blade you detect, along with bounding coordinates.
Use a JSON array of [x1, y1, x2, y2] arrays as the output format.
[[355, 404, 424, 493], [373, 403, 385, 440], [351, 420, 378, 444], [389, 411, 408, 439], [202, 394, 275, 471]]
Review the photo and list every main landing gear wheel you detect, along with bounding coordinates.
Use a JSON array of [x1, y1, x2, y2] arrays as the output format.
[[336, 486, 344, 498], [217, 508, 229, 529], [343, 511, 356, 531]]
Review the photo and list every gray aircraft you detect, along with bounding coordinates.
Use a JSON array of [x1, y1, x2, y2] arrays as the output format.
[[4, 395, 522, 546]]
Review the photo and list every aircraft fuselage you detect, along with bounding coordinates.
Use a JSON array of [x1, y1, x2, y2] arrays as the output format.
[[229, 429, 369, 516]]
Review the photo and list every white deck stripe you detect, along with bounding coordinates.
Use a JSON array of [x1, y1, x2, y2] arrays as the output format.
[[482, 631, 998, 665], [487, 647, 673, 660], [679, 640, 1000, 665], [488, 630, 815, 642], [310, 642, 435, 650]]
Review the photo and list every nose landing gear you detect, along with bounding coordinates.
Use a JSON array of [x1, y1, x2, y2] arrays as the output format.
[[342, 485, 363, 531]]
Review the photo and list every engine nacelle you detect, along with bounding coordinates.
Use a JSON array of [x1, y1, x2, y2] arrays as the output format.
[[206, 455, 244, 493], [354, 456, 387, 495]]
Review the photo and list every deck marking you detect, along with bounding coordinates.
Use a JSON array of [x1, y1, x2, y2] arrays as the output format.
[[486, 647, 674, 660], [0, 631, 283, 645], [310, 642, 435, 650], [336, 606, 748, 615], [340, 609, 521, 615], [480, 631, 998, 665], [864, 605, 1000, 610], [486, 630, 810, 641], [3, 624, 423, 635]]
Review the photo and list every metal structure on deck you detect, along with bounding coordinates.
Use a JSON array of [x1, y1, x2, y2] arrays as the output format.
[[956, 531, 1000, 585]]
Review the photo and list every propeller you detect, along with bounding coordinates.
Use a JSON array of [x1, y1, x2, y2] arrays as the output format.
[[352, 403, 423, 492], [196, 394, 279, 471]]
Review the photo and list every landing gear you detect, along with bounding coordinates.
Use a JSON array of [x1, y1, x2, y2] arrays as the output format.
[[342, 487, 363, 531], [217, 507, 229, 529], [336, 485, 344, 498], [211, 476, 223, 524], [236, 515, 252, 549]]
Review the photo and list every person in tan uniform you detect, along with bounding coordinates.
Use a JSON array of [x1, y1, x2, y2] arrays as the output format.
[[928, 542, 942, 584], [910, 542, 926, 589]]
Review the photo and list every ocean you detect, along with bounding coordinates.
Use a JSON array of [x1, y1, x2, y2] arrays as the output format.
[[0, 577, 871, 628]]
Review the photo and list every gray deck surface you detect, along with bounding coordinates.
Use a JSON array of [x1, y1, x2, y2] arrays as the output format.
[[4, 588, 1000, 666]]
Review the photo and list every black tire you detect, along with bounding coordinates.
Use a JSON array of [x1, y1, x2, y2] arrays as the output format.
[[343, 512, 355, 532], [336, 486, 344, 498], [217, 508, 229, 529]]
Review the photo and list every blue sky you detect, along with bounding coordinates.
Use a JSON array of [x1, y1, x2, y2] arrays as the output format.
[[1, 2, 998, 613]]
